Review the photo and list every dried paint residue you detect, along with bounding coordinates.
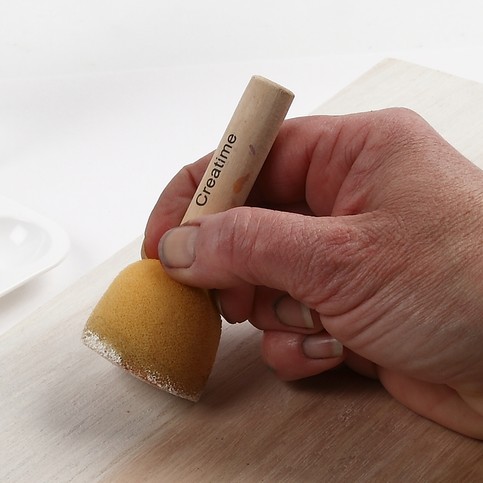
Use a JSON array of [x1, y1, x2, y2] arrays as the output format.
[[233, 174, 250, 194]]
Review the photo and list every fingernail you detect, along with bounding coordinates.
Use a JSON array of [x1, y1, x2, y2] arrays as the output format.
[[158, 226, 198, 268], [274, 295, 315, 329], [140, 240, 147, 259], [212, 290, 228, 322], [302, 334, 343, 359]]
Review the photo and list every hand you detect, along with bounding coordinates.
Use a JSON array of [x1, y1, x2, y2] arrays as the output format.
[[143, 108, 483, 439]]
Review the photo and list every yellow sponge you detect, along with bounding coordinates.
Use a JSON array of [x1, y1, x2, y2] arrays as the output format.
[[82, 259, 221, 401]]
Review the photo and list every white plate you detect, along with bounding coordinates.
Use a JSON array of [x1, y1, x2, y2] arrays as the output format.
[[0, 196, 70, 297]]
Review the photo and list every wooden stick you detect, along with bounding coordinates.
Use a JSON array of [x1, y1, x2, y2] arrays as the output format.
[[181, 76, 294, 223]]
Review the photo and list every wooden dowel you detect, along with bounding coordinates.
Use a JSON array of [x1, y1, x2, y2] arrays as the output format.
[[181, 76, 294, 223]]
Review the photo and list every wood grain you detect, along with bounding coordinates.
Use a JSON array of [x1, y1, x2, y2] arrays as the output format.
[[2, 59, 483, 482]]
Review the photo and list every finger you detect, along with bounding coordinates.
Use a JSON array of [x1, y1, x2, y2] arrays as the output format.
[[158, 207, 380, 317], [143, 115, 321, 259], [216, 286, 324, 334], [344, 351, 378, 379], [214, 283, 255, 324], [215, 285, 276, 326], [143, 114, 318, 258], [144, 111, 382, 258], [146, 108, 441, 258], [378, 368, 483, 440], [143, 153, 212, 258], [252, 109, 422, 215], [261, 330, 344, 381], [251, 289, 322, 332]]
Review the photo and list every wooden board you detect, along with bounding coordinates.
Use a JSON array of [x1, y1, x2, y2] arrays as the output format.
[[2, 59, 483, 482]]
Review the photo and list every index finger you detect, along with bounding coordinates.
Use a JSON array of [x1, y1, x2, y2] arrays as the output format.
[[143, 117, 321, 258], [143, 153, 212, 258], [143, 113, 373, 259]]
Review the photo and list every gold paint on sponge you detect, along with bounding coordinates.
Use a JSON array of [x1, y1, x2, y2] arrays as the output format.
[[82, 259, 221, 402]]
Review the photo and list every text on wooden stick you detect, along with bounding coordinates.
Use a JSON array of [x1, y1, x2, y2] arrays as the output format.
[[196, 133, 237, 207]]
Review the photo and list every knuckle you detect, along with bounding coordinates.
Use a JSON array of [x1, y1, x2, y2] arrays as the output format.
[[356, 108, 441, 180], [372, 107, 429, 150], [208, 207, 263, 283], [378, 107, 423, 131], [306, 218, 383, 314]]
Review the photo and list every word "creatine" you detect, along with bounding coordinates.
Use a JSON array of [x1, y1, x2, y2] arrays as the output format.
[[196, 133, 237, 206]]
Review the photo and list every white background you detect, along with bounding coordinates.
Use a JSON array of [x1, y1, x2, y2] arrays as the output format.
[[1, 0, 483, 333]]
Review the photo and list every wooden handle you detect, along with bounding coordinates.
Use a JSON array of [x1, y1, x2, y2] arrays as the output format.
[[181, 76, 294, 223]]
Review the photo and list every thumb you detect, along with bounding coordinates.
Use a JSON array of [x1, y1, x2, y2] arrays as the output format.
[[158, 206, 374, 310]]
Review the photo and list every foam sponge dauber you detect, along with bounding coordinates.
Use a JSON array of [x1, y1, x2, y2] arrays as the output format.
[[82, 76, 294, 401]]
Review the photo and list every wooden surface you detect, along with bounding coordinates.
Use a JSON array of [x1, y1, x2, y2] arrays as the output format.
[[2, 59, 483, 482]]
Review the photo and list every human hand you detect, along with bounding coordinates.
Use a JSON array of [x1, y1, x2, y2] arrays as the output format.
[[143, 108, 483, 439]]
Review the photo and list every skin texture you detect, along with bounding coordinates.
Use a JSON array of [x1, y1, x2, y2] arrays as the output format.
[[144, 109, 483, 439]]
